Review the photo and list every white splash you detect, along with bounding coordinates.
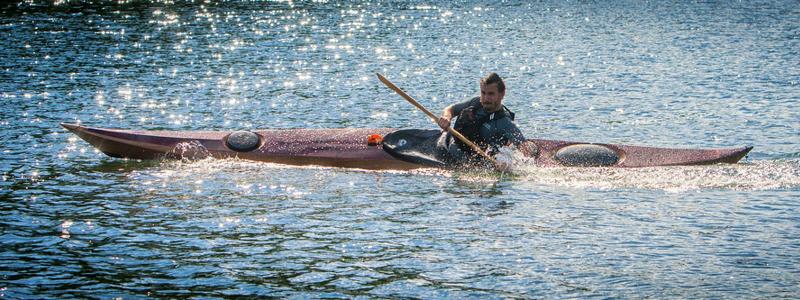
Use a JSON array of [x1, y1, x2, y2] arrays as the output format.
[[494, 144, 536, 173], [511, 159, 800, 192], [168, 140, 211, 161]]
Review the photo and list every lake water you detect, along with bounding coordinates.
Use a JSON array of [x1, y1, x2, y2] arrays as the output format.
[[1, 1, 799, 298]]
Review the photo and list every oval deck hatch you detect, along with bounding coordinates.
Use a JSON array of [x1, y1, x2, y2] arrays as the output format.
[[555, 144, 619, 167], [226, 131, 261, 152]]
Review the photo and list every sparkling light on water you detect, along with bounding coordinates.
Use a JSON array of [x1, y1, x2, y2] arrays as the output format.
[[1, 1, 798, 298]]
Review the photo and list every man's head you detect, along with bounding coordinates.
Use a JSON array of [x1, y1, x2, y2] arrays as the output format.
[[479, 73, 505, 112]]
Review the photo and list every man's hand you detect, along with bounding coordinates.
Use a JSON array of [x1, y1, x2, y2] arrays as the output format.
[[437, 117, 451, 130]]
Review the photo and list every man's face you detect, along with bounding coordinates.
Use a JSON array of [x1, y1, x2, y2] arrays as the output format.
[[480, 82, 505, 112]]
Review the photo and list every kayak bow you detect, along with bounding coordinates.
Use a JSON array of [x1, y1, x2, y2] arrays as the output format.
[[61, 123, 752, 169], [61, 123, 420, 170]]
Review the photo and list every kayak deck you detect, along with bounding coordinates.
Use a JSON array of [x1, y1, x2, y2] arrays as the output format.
[[62, 123, 751, 169]]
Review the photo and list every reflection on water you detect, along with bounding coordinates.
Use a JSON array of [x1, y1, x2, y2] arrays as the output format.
[[1, 0, 799, 298]]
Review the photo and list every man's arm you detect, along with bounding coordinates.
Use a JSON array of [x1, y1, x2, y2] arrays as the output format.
[[437, 97, 477, 130], [437, 105, 456, 130], [493, 119, 526, 147], [504, 125, 526, 146]]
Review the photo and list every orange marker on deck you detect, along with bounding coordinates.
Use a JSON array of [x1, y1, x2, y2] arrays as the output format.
[[367, 133, 383, 146]]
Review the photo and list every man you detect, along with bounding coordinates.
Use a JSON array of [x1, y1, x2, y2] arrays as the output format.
[[436, 73, 528, 164]]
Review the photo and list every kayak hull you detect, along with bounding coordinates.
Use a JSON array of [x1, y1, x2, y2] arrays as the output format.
[[62, 123, 751, 169]]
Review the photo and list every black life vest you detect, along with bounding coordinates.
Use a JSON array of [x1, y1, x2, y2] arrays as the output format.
[[452, 99, 515, 152]]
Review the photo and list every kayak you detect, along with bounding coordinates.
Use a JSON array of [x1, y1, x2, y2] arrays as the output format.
[[61, 123, 752, 170]]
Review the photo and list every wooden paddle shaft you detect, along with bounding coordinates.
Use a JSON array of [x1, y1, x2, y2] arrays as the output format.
[[376, 73, 498, 165]]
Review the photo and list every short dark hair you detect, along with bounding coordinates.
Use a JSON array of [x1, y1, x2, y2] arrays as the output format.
[[480, 72, 505, 93]]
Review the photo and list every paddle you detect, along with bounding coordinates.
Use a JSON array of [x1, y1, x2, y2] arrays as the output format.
[[376, 73, 499, 166]]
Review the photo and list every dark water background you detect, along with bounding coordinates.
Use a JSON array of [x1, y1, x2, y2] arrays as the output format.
[[1, 1, 799, 298]]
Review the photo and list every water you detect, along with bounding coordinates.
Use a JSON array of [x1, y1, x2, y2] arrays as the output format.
[[1, 1, 799, 298]]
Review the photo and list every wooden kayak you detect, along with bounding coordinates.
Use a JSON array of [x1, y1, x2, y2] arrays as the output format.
[[61, 123, 752, 170]]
